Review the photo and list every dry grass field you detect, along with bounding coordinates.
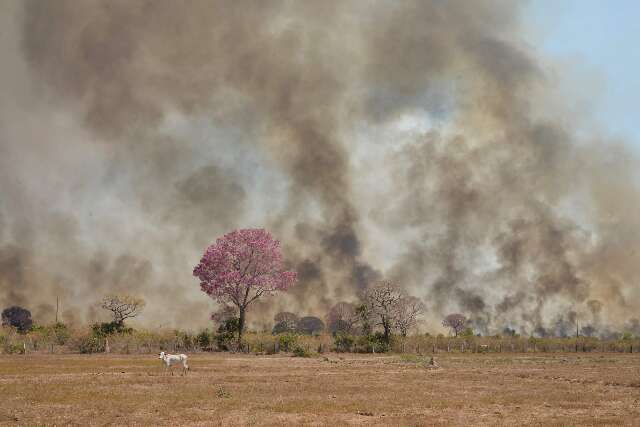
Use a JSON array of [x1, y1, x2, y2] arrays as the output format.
[[1, 352, 639, 426]]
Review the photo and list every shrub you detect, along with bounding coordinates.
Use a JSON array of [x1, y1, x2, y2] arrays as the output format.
[[197, 329, 212, 349], [216, 318, 239, 351], [76, 334, 105, 354], [68, 322, 131, 354], [334, 332, 354, 352], [292, 343, 311, 357], [277, 333, 298, 352], [6, 343, 25, 354], [50, 323, 70, 345], [356, 332, 390, 353], [461, 327, 475, 337], [92, 321, 132, 337]]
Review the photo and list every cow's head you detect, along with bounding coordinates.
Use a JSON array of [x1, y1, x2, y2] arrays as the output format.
[[159, 351, 165, 360]]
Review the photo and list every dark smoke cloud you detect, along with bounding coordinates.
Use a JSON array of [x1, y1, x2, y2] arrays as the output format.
[[0, 0, 638, 331]]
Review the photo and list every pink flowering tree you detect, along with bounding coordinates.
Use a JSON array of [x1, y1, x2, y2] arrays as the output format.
[[193, 228, 297, 345]]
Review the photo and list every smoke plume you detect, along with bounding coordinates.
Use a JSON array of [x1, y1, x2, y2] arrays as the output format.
[[0, 0, 638, 333]]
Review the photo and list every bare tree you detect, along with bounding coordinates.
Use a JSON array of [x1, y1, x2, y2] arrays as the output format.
[[325, 302, 358, 335], [442, 313, 467, 337], [395, 296, 425, 337], [100, 295, 145, 326], [363, 281, 403, 344]]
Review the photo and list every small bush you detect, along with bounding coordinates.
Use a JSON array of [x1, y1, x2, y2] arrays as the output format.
[[215, 319, 238, 351], [6, 343, 25, 354], [76, 334, 104, 354], [197, 329, 212, 350], [277, 333, 298, 352], [621, 332, 633, 341], [92, 321, 132, 337], [334, 332, 354, 352], [292, 344, 311, 357], [50, 323, 70, 345], [216, 386, 231, 398], [355, 332, 390, 353], [461, 327, 475, 337]]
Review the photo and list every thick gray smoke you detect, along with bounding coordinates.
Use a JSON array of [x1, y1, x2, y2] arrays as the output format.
[[0, 0, 638, 333]]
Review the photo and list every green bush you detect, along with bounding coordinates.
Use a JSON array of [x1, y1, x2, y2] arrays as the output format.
[[277, 333, 298, 352], [356, 332, 390, 353], [334, 332, 354, 352], [6, 343, 25, 354], [69, 322, 131, 354], [77, 334, 104, 354], [292, 343, 311, 357], [50, 323, 70, 345], [92, 321, 132, 337], [461, 327, 475, 337], [197, 329, 212, 349], [215, 318, 239, 351]]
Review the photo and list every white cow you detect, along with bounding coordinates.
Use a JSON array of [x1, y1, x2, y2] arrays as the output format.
[[159, 351, 189, 376]]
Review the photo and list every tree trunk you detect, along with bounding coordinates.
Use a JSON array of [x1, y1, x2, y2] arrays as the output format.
[[383, 323, 391, 344], [237, 307, 246, 346]]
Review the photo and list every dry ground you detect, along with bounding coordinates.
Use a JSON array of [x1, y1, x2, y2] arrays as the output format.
[[0, 352, 639, 426]]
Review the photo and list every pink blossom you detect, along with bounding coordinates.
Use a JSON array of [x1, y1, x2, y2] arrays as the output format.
[[193, 228, 297, 343]]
